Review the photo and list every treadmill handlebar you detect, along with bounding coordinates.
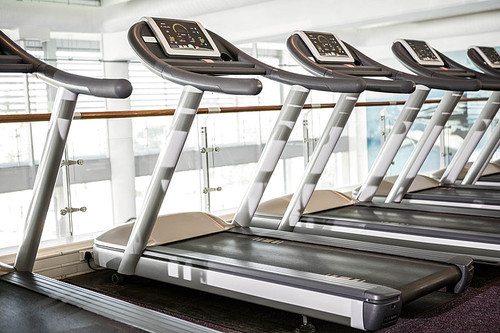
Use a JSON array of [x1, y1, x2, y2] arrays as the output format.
[[0, 31, 132, 99], [467, 47, 500, 78], [288, 34, 415, 94], [441, 48, 500, 91], [214, 32, 366, 93], [343, 41, 475, 93], [129, 22, 262, 95], [392, 42, 482, 91]]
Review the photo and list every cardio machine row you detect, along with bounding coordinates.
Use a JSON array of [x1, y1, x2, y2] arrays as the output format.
[[1, 16, 499, 332]]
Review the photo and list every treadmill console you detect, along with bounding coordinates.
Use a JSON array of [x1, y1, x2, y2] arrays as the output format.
[[296, 31, 355, 63], [397, 39, 444, 66], [143, 17, 220, 58], [470, 46, 500, 69]]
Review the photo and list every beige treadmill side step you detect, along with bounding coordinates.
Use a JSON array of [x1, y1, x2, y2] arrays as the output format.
[[96, 212, 232, 247], [375, 174, 440, 196], [257, 189, 355, 215]]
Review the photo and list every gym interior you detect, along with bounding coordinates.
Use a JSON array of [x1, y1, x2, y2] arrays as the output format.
[[0, 1, 499, 332]]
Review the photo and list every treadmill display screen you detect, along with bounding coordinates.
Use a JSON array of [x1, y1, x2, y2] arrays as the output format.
[[144, 17, 220, 58], [297, 31, 354, 63], [476, 46, 500, 68], [399, 39, 444, 66]]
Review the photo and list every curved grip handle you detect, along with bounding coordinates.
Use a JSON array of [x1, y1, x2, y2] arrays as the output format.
[[288, 34, 414, 94], [128, 22, 262, 95], [362, 77, 415, 93], [38, 65, 133, 98], [467, 48, 500, 78], [218, 33, 365, 93], [1, 30, 132, 98], [268, 67, 366, 93], [163, 66, 263, 95], [392, 42, 481, 91]]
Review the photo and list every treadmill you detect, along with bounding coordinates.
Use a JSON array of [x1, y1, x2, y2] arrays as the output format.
[[247, 31, 500, 265], [458, 45, 500, 186], [93, 18, 473, 331], [0, 30, 215, 333], [381, 39, 500, 210]]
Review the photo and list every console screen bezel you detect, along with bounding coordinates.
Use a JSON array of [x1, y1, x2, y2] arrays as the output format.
[[397, 39, 444, 66], [296, 30, 355, 63], [471, 46, 500, 69], [143, 17, 221, 58]]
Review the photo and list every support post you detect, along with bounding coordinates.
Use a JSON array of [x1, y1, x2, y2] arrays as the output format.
[[232, 85, 310, 227], [385, 91, 463, 203], [302, 112, 317, 167], [15, 87, 78, 272], [118, 86, 203, 275], [104, 61, 136, 225], [462, 100, 500, 184], [355, 85, 429, 202], [440, 91, 500, 184], [278, 92, 360, 231]]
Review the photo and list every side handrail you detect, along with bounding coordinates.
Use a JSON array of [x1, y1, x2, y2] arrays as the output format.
[[286, 34, 415, 94], [128, 22, 262, 96], [0, 31, 132, 99], [391, 41, 482, 91], [215, 32, 366, 93], [467, 47, 500, 78]]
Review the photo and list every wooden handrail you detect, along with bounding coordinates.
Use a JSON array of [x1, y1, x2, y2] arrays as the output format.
[[0, 97, 489, 124]]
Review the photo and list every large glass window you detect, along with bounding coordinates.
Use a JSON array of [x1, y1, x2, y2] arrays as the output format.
[[1, 37, 497, 253]]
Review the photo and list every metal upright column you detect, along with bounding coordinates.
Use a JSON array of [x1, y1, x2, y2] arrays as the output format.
[[355, 85, 429, 202], [118, 86, 203, 275], [15, 87, 78, 272], [278, 92, 359, 231], [302, 111, 317, 166], [462, 100, 500, 184], [385, 91, 463, 203], [232, 85, 310, 227], [440, 91, 500, 184]]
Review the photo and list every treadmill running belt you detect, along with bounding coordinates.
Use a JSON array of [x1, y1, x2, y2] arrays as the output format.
[[310, 205, 500, 238], [407, 186, 500, 205], [156, 231, 461, 303], [479, 173, 500, 182]]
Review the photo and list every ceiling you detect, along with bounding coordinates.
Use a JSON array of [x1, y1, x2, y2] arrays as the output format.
[[1, 0, 499, 59]]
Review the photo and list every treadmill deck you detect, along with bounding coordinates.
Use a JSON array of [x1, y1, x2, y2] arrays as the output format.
[[150, 229, 462, 303]]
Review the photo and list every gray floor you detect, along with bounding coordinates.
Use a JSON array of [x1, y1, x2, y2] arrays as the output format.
[[0, 280, 144, 333]]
